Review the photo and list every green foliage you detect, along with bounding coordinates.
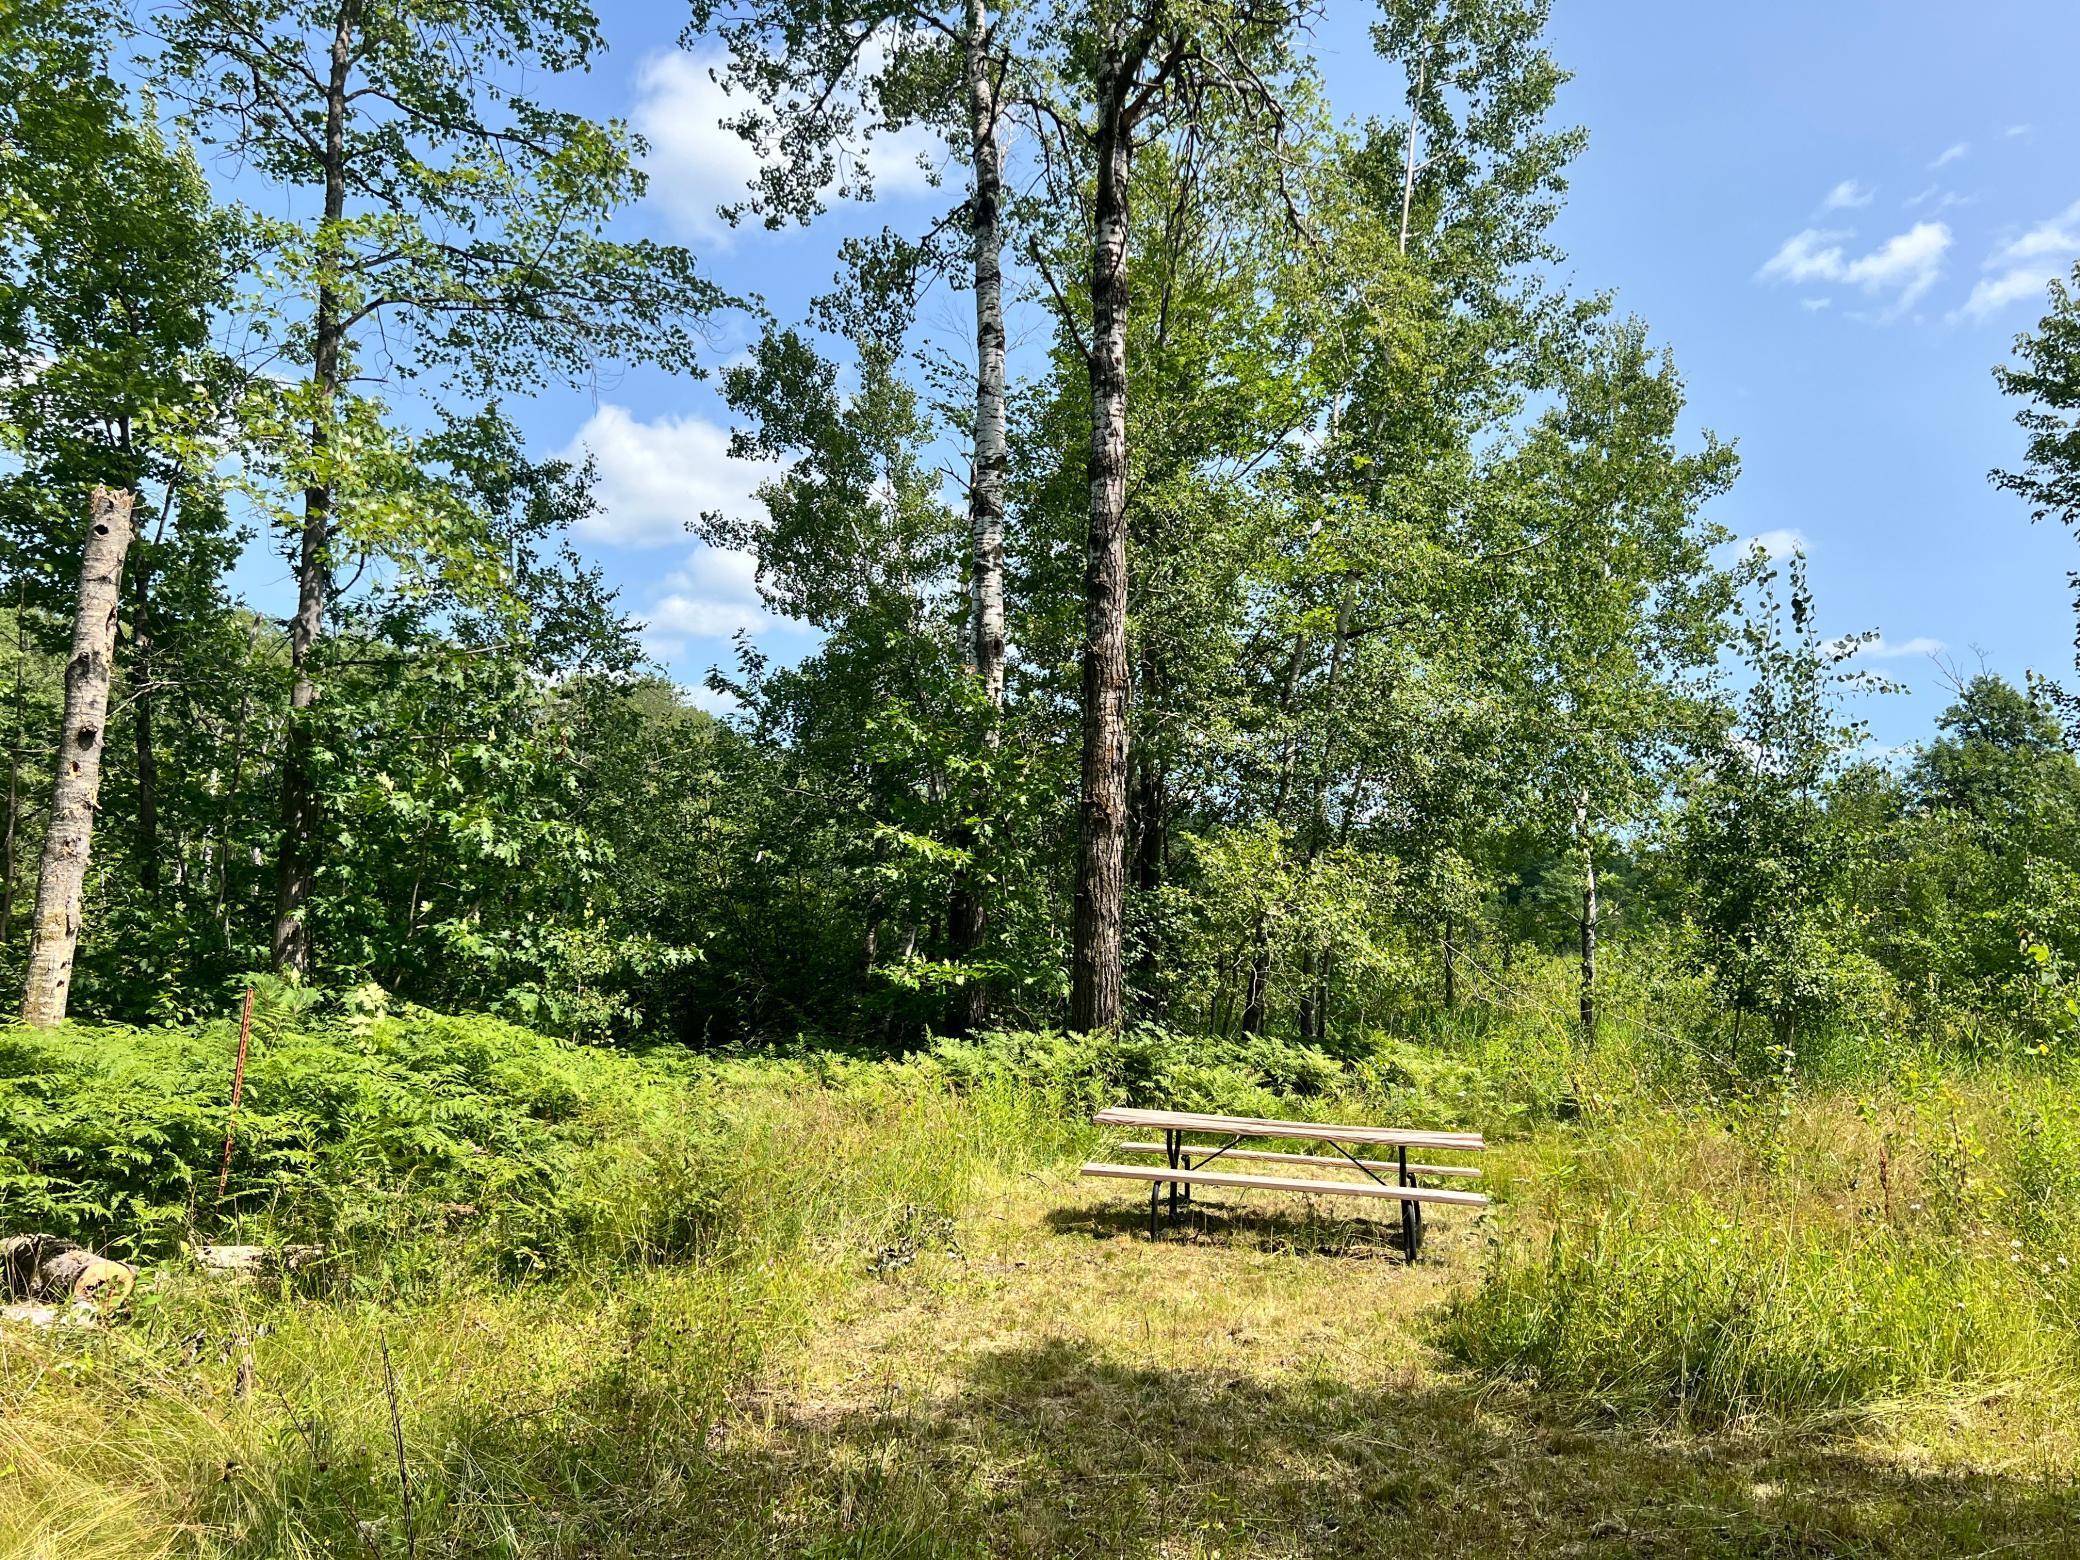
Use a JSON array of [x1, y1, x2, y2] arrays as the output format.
[[1676, 557, 1892, 1059], [926, 1021, 1519, 1132], [0, 1004, 729, 1269], [1993, 259, 2080, 538]]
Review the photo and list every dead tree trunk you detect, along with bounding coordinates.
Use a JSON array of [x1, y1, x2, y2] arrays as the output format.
[[21, 487, 134, 1026], [1069, 45, 1139, 1035]]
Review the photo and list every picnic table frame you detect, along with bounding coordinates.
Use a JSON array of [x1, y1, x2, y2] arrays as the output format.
[[1087, 1106, 1486, 1260]]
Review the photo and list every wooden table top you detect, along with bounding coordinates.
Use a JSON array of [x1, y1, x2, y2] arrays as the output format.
[[1092, 1106, 1484, 1153]]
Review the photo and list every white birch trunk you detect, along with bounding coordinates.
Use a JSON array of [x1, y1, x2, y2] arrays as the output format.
[[21, 487, 134, 1026]]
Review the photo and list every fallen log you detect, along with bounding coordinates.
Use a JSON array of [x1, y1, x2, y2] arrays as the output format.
[[0, 1234, 137, 1304]]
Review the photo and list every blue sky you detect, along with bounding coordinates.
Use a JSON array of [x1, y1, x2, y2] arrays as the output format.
[[295, 1, 2080, 744]]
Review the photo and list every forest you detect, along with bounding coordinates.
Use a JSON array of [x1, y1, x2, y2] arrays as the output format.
[[7, 0, 2080, 1554]]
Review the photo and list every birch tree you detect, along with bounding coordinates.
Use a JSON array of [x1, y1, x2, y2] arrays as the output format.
[[20, 489, 133, 1025], [1509, 321, 1739, 1042]]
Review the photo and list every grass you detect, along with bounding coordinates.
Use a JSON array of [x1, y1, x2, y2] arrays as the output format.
[[5, 1006, 2080, 1555]]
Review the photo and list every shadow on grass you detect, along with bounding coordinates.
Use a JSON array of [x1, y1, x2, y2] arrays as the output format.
[[203, 1318, 2080, 1558], [705, 1337, 2080, 1559], [1048, 1189, 1493, 1264]]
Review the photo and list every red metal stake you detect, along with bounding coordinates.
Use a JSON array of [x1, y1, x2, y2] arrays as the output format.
[[214, 987, 256, 1203]]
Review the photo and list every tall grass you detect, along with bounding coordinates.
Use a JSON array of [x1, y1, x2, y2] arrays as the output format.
[[1441, 1089, 2080, 1428]]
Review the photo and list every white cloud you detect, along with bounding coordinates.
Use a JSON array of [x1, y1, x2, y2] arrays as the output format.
[[1961, 265, 2065, 320], [631, 44, 942, 244], [1958, 199, 2080, 320], [1820, 178, 1874, 212], [2005, 124, 2033, 139], [1746, 528, 1808, 560], [1991, 200, 2080, 265], [632, 53, 765, 245], [685, 682, 742, 716], [559, 403, 780, 548], [1929, 141, 1970, 169], [1903, 186, 1974, 212], [644, 547, 771, 646], [1799, 297, 1832, 312], [1756, 222, 1951, 315], [1830, 633, 1945, 661], [1758, 228, 1852, 285]]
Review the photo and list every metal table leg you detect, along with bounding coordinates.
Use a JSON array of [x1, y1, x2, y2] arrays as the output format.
[[1167, 1129, 1182, 1225], [1398, 1145, 1419, 1263]]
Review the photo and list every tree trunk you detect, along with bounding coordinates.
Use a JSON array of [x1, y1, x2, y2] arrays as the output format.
[[1241, 632, 1311, 1038], [272, 0, 355, 976], [21, 487, 135, 1026], [964, 0, 1008, 713], [1070, 54, 1135, 1034], [1127, 750, 1168, 1015], [946, 0, 1007, 1037], [1240, 950, 1270, 1036], [218, 617, 258, 945], [1577, 788, 1598, 1045]]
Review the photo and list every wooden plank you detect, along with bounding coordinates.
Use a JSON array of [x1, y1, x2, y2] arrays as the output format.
[[1115, 1142, 1481, 1179], [1092, 1106, 1484, 1152], [1079, 1162, 1489, 1208]]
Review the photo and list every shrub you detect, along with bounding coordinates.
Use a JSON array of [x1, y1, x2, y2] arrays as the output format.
[[0, 1006, 729, 1269]]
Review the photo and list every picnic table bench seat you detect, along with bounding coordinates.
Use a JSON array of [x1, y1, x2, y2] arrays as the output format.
[[1113, 1142, 1481, 1179], [1083, 1106, 1488, 1260]]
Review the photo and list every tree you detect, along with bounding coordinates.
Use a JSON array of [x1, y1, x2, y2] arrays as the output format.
[[692, 0, 1018, 1029], [1994, 262, 2080, 716], [1677, 558, 1886, 1062], [1508, 321, 1740, 1041], [21, 489, 133, 1025], [0, 0, 249, 1011], [1993, 262, 2080, 543], [1018, 0, 1320, 1032], [161, 0, 722, 975]]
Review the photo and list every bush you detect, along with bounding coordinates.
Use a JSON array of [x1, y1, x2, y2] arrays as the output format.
[[0, 1002, 730, 1269], [929, 1025, 1453, 1122]]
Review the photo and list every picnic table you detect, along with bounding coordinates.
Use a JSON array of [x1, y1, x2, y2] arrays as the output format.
[[1081, 1106, 1488, 1260]]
